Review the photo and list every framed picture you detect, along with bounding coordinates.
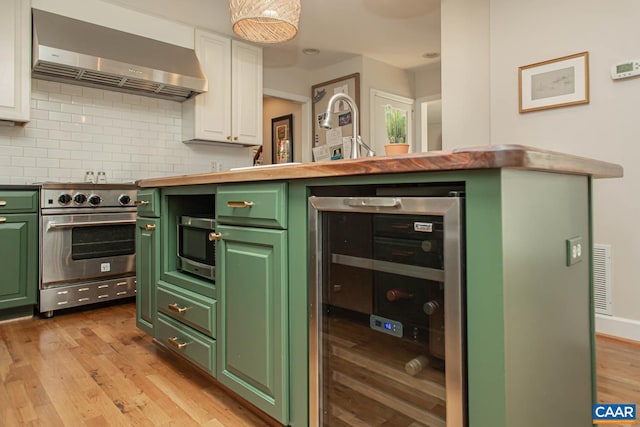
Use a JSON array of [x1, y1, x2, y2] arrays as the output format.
[[271, 114, 293, 164], [519, 51, 589, 113], [311, 73, 360, 161]]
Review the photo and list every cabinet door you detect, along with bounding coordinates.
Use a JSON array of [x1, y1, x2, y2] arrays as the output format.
[[218, 225, 288, 424], [192, 29, 232, 142], [231, 40, 263, 145], [0, 0, 30, 123], [136, 217, 159, 335], [0, 214, 37, 309]]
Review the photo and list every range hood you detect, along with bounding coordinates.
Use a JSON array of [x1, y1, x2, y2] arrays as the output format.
[[32, 9, 207, 102]]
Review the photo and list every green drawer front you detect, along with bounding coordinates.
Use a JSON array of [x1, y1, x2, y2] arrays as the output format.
[[0, 191, 38, 213], [157, 281, 216, 338], [157, 313, 216, 376], [217, 182, 287, 229], [136, 189, 159, 217]]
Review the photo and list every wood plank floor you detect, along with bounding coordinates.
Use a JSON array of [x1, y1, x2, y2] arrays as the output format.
[[1, 301, 639, 426]]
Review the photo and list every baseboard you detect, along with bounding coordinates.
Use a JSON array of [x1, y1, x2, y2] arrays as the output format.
[[596, 314, 640, 342]]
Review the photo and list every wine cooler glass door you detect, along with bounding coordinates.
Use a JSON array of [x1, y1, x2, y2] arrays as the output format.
[[308, 196, 466, 427]]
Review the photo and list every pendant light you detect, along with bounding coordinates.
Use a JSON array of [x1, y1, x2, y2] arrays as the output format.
[[229, 0, 301, 44]]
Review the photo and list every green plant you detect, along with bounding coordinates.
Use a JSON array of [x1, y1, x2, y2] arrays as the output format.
[[384, 104, 407, 144]]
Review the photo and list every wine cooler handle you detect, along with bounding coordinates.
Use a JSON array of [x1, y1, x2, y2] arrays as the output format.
[[344, 197, 400, 208]]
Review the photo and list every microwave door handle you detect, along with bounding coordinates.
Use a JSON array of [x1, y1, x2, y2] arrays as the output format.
[[46, 219, 136, 231]]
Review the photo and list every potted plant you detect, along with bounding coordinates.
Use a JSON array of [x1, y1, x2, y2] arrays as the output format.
[[383, 104, 409, 155]]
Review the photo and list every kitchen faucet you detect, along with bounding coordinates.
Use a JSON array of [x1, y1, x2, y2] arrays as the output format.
[[319, 93, 375, 159]]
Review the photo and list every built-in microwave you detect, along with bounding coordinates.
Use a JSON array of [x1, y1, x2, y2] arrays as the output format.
[[177, 215, 217, 281]]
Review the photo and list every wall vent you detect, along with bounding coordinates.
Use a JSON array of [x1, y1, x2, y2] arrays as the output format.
[[593, 243, 612, 315]]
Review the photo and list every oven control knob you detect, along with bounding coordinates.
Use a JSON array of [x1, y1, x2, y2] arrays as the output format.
[[58, 193, 72, 205], [118, 194, 131, 205], [88, 194, 102, 206], [74, 193, 87, 205]]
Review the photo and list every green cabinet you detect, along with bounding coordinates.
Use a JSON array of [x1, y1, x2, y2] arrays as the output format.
[[135, 217, 159, 335], [216, 181, 289, 424], [0, 190, 38, 317], [217, 224, 288, 423]]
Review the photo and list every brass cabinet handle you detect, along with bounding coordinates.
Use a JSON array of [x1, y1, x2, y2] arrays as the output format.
[[0, 200, 6, 206], [233, 136, 239, 141], [226, 136, 232, 140], [167, 337, 189, 350], [227, 200, 254, 208], [208, 232, 222, 241], [0, 217, 6, 223], [168, 303, 188, 313], [134, 200, 150, 206], [144, 224, 156, 231]]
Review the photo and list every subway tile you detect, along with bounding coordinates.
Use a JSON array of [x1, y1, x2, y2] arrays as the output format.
[[36, 120, 61, 131], [30, 109, 49, 120], [93, 117, 114, 127], [83, 106, 104, 117], [36, 80, 61, 93], [61, 104, 83, 114], [36, 100, 62, 112], [60, 122, 83, 133], [122, 93, 142, 105], [59, 140, 83, 151], [92, 134, 113, 144], [49, 111, 72, 122], [24, 128, 49, 139], [48, 130, 72, 141], [71, 132, 92, 143], [60, 84, 83, 96], [36, 139, 60, 149], [103, 91, 123, 104], [72, 114, 92, 124], [36, 157, 60, 168], [23, 147, 48, 158], [82, 87, 105, 100], [47, 149, 71, 160], [49, 93, 73, 104]]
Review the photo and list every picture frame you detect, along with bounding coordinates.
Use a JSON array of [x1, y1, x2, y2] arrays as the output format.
[[519, 51, 589, 113], [311, 73, 360, 161], [271, 114, 293, 164]]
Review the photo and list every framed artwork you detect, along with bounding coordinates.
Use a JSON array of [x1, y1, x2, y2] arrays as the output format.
[[519, 51, 589, 113], [311, 73, 360, 161], [271, 114, 293, 164]]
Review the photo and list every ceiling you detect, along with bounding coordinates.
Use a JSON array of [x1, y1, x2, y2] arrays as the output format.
[[103, 0, 441, 71]]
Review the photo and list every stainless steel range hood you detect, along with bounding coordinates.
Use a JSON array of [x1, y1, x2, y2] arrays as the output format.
[[32, 9, 207, 102]]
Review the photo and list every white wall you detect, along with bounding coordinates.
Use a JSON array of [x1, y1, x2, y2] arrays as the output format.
[[414, 62, 442, 99], [443, 0, 640, 339], [0, 80, 251, 184]]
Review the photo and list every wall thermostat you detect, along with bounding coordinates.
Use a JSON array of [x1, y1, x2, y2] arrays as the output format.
[[611, 60, 640, 80]]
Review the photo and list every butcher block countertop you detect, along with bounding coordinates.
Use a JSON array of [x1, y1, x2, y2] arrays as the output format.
[[136, 144, 623, 188]]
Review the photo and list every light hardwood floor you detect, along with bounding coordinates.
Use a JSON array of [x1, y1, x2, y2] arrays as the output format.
[[1, 301, 638, 426]]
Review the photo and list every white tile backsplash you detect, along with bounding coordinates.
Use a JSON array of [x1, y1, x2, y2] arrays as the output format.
[[0, 80, 253, 184]]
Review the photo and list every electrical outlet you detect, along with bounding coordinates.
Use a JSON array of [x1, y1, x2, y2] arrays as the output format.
[[566, 236, 583, 266], [210, 161, 222, 172]]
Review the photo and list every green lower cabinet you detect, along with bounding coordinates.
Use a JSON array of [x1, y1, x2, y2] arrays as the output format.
[[217, 224, 289, 424], [0, 213, 37, 311], [136, 217, 159, 335]]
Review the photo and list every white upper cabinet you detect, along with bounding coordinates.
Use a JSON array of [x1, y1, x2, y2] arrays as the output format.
[[0, 0, 31, 123], [183, 29, 263, 146]]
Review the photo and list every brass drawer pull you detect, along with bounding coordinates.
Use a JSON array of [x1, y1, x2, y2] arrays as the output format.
[[167, 337, 189, 350], [134, 200, 150, 206], [0, 217, 6, 223], [208, 232, 222, 241], [168, 303, 188, 313], [0, 200, 6, 206], [233, 136, 239, 141], [227, 200, 254, 208], [145, 224, 156, 231]]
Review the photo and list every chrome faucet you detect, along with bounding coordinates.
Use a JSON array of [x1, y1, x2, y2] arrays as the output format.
[[319, 93, 375, 159]]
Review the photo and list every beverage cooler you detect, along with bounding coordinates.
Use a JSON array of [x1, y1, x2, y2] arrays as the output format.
[[309, 193, 466, 427]]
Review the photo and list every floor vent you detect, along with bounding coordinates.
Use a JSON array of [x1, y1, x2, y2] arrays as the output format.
[[593, 244, 612, 315]]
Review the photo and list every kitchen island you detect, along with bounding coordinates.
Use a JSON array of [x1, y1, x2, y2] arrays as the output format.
[[136, 145, 622, 427]]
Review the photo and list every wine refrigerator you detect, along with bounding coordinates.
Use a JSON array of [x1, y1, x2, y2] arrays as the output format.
[[309, 194, 466, 427]]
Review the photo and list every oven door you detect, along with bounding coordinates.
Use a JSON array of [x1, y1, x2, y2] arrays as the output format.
[[41, 212, 136, 286]]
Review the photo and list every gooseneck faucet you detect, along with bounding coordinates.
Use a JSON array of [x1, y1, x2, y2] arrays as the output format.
[[319, 93, 375, 159]]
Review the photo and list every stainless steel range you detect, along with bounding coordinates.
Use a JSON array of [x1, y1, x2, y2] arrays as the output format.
[[39, 183, 138, 316]]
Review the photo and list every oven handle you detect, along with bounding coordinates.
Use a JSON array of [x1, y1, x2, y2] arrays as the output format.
[[46, 219, 136, 231]]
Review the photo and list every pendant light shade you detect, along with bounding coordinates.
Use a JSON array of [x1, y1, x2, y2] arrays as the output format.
[[229, 0, 301, 44]]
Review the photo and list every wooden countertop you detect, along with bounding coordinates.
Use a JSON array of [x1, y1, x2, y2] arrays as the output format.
[[136, 144, 623, 188]]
